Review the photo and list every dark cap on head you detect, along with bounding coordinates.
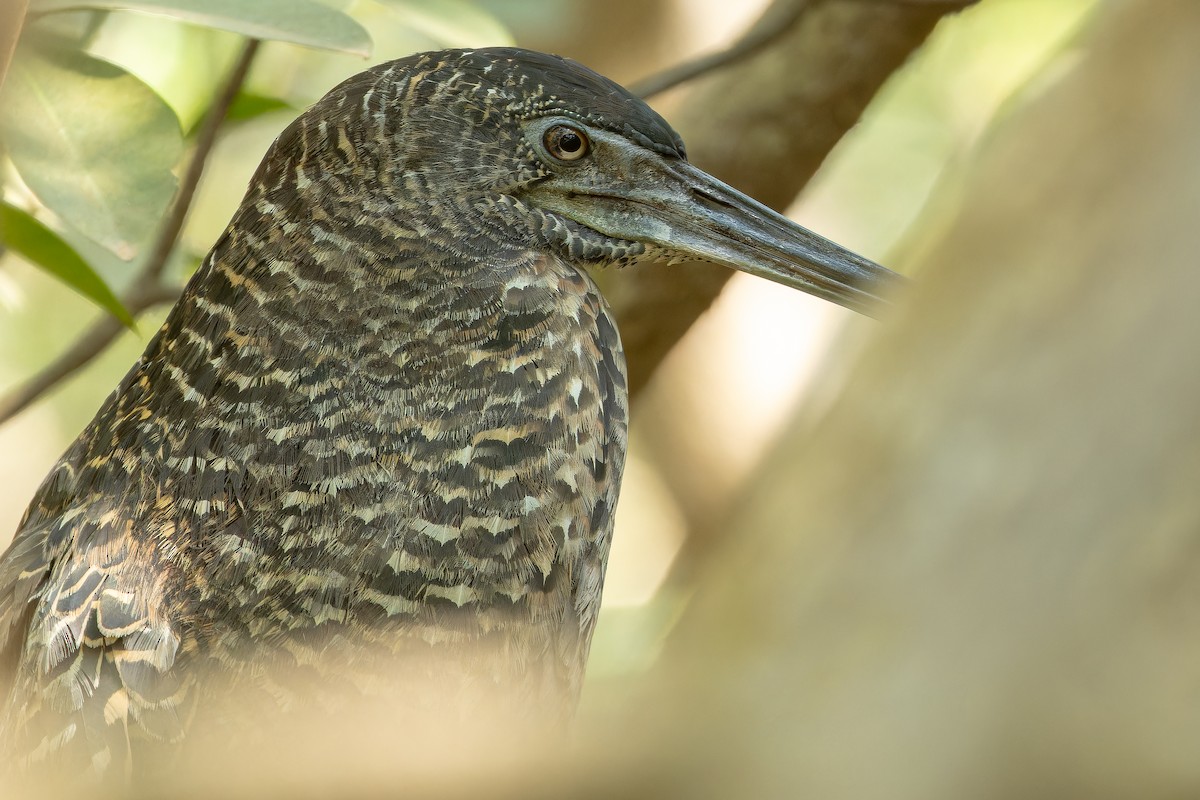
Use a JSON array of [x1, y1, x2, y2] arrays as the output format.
[[412, 47, 687, 159]]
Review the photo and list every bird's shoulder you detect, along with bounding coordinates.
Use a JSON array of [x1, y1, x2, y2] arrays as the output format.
[[0, 432, 190, 776]]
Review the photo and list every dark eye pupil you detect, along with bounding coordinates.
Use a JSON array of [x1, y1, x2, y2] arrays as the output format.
[[559, 131, 581, 152], [544, 125, 588, 160]]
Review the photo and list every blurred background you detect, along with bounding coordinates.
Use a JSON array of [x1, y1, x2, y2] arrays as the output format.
[[0, 0, 1098, 667], [8, 0, 1200, 797]]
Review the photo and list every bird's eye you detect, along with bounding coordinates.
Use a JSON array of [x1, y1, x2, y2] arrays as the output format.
[[543, 125, 590, 162]]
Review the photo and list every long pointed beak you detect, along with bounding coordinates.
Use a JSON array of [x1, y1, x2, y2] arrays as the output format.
[[530, 157, 904, 317]]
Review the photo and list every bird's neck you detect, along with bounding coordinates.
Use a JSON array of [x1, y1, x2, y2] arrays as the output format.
[[118, 227, 624, 622], [110, 221, 623, 500]]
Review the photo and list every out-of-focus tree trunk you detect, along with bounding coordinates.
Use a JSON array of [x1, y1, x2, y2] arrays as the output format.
[[605, 0, 1200, 797], [610, 0, 970, 398], [625, 0, 974, 571]]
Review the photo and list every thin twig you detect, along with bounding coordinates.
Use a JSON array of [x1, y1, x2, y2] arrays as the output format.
[[630, 0, 978, 100], [0, 284, 179, 422], [0, 0, 30, 93], [0, 39, 261, 425], [631, 0, 811, 99], [142, 38, 259, 283]]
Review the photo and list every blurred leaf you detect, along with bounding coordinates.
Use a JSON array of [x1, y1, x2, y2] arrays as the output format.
[[29, 7, 110, 46], [32, 0, 372, 55], [0, 40, 181, 259], [0, 201, 134, 327], [88, 14, 244, 134], [376, 0, 513, 47], [183, 90, 293, 137], [224, 90, 293, 123], [470, 0, 570, 41]]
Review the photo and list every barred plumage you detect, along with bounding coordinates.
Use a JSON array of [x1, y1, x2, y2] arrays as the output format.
[[0, 47, 898, 781]]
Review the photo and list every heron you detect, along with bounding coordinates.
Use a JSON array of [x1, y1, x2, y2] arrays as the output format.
[[0, 47, 899, 778]]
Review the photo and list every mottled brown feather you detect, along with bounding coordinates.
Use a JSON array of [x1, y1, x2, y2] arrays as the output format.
[[0, 48, 678, 778]]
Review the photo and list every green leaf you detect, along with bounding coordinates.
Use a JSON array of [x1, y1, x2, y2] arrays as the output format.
[[32, 0, 373, 56], [0, 40, 182, 259], [224, 90, 294, 123], [182, 91, 293, 137], [377, 0, 513, 47], [0, 202, 134, 327]]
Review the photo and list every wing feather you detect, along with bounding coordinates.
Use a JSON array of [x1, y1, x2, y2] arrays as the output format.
[[0, 495, 187, 779]]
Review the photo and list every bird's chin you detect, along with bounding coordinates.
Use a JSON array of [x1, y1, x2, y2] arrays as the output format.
[[537, 210, 649, 269]]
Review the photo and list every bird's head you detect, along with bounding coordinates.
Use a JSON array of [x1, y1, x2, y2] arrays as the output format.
[[254, 47, 900, 315]]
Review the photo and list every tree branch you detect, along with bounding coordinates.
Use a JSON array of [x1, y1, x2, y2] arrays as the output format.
[[632, 0, 977, 101], [630, 0, 812, 99], [141, 38, 259, 284], [0, 38, 260, 425], [609, 0, 973, 402], [613, 0, 974, 557], [0, 283, 178, 422], [0, 0, 29, 93]]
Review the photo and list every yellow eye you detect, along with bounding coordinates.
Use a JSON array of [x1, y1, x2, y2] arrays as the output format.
[[543, 124, 590, 162]]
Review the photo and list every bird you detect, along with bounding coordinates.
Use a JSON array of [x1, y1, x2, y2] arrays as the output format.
[[0, 47, 899, 780]]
